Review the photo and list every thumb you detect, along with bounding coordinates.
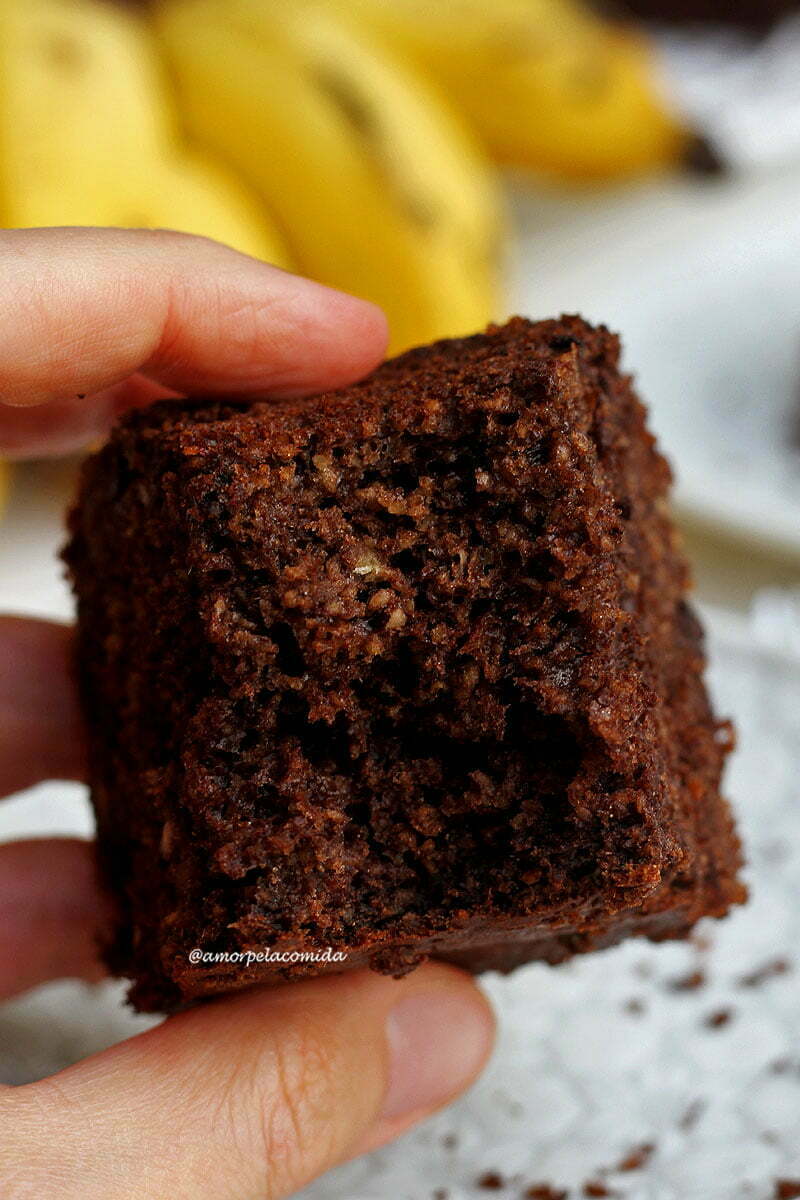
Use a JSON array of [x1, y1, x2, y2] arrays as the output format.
[[8, 964, 494, 1200]]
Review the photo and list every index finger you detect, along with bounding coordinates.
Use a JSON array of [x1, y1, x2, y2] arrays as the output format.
[[0, 226, 388, 410]]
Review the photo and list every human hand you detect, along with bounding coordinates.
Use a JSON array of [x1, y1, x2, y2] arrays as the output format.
[[0, 229, 495, 1200]]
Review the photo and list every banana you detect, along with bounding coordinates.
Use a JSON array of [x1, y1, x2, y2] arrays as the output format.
[[0, 0, 170, 226], [139, 153, 293, 266], [0, 0, 291, 264], [323, 0, 688, 181], [155, 0, 503, 353]]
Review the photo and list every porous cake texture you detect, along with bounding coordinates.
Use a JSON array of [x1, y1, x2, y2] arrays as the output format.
[[66, 315, 744, 1011]]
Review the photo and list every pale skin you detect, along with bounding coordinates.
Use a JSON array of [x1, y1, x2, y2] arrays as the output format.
[[0, 228, 495, 1200]]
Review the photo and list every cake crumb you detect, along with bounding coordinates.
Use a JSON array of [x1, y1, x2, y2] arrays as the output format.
[[678, 1099, 706, 1131], [616, 1141, 655, 1171], [477, 1171, 505, 1190], [386, 607, 407, 630], [738, 958, 791, 989], [666, 968, 706, 992], [770, 1057, 800, 1077], [704, 1008, 733, 1029], [775, 1182, 800, 1199], [159, 821, 175, 859], [524, 1187, 568, 1200]]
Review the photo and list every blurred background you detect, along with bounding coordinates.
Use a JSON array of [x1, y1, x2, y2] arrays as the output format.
[[2, 2, 800, 1196]]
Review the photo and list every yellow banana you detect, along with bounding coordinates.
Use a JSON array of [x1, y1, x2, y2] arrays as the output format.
[[141, 153, 292, 266], [325, 0, 688, 181], [0, 0, 170, 226], [155, 0, 503, 353], [0, 0, 290, 264]]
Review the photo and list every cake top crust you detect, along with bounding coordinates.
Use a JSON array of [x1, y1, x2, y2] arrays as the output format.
[[117, 314, 625, 451]]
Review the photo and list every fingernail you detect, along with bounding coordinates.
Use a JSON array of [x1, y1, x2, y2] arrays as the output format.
[[381, 988, 494, 1120]]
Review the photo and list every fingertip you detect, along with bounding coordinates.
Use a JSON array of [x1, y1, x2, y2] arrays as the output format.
[[262, 277, 389, 397], [324, 290, 390, 379], [349, 963, 495, 1157], [384, 970, 495, 1115]]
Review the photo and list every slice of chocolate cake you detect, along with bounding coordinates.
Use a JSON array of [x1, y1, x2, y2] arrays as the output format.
[[65, 315, 744, 1012]]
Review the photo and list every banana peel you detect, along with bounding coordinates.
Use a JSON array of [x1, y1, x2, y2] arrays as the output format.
[[138, 153, 293, 267], [325, 0, 689, 181]]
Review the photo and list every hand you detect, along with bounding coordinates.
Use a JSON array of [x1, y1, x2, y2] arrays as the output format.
[[0, 229, 495, 1200]]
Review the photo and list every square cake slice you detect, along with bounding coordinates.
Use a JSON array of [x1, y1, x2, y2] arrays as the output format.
[[66, 315, 744, 1011]]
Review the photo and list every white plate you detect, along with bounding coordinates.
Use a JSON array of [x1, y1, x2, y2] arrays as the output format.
[[510, 165, 800, 557]]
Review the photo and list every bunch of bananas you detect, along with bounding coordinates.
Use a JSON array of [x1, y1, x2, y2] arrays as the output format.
[[0, 0, 689, 361]]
